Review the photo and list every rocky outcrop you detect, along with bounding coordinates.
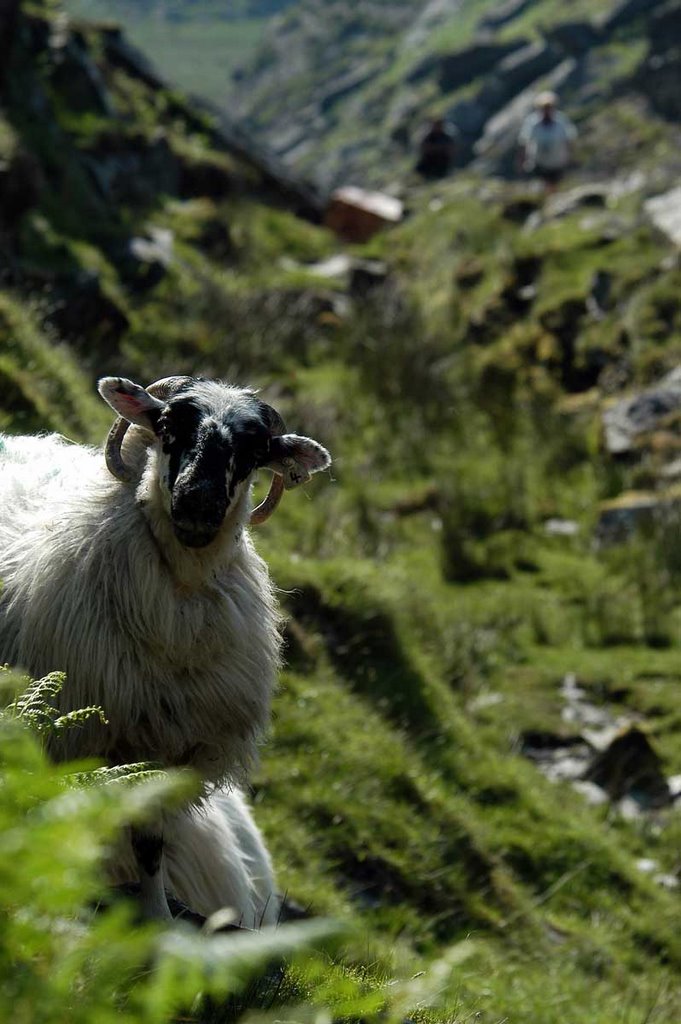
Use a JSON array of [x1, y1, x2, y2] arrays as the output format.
[[598, 0, 668, 33], [478, 0, 532, 31], [50, 34, 114, 116], [603, 368, 681, 455], [408, 39, 526, 91], [635, 0, 681, 121], [645, 186, 681, 247]]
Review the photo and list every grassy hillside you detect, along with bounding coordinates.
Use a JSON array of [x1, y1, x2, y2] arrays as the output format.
[[1, 2, 681, 1021], [65, 0, 282, 96]]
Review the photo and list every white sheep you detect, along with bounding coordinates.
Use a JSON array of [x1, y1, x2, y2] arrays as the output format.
[[0, 375, 331, 924]]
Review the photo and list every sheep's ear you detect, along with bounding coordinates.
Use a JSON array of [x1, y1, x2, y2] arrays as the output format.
[[265, 434, 331, 490], [98, 377, 164, 432]]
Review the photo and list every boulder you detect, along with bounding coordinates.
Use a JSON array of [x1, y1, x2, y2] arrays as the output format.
[[584, 727, 671, 808], [349, 259, 389, 298], [595, 490, 681, 544], [603, 367, 681, 454]]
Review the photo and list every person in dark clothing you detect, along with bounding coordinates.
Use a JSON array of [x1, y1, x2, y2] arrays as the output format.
[[416, 118, 458, 178]]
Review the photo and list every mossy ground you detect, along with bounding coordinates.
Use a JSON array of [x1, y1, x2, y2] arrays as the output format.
[[1, 4, 680, 1021]]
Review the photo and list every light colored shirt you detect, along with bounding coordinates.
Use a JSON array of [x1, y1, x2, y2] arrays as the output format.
[[518, 111, 577, 170]]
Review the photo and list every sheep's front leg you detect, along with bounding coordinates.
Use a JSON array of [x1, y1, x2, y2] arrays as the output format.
[[131, 825, 172, 921]]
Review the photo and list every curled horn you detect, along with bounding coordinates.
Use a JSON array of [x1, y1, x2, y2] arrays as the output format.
[[250, 401, 286, 527], [104, 376, 192, 483]]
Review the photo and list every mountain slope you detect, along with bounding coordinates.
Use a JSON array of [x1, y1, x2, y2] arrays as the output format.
[[231, 0, 679, 187], [1, 3, 681, 1022]]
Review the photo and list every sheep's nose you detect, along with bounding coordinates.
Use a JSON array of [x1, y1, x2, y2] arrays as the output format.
[[171, 478, 227, 547]]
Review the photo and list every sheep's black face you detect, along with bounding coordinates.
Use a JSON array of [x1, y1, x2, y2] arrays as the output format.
[[98, 375, 332, 542], [157, 397, 271, 548]]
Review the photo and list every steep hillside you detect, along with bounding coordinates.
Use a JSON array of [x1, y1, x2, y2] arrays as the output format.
[[231, 0, 681, 188], [1, 2, 681, 1022]]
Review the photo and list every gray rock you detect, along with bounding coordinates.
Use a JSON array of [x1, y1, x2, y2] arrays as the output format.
[[130, 227, 174, 268], [495, 41, 563, 94], [647, 186, 679, 245], [603, 367, 681, 454], [349, 259, 390, 297], [544, 184, 611, 220], [318, 62, 376, 115], [479, 0, 532, 30], [546, 20, 603, 55], [584, 727, 671, 809]]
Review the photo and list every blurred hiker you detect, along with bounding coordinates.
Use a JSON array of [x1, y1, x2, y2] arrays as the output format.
[[517, 92, 576, 190], [416, 118, 458, 178]]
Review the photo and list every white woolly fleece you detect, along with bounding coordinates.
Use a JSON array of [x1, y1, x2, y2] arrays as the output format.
[[0, 427, 282, 921]]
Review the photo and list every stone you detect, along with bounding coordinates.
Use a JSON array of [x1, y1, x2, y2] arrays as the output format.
[[603, 367, 681, 455], [130, 227, 174, 268], [584, 727, 671, 808], [349, 259, 389, 297], [645, 187, 681, 246], [479, 0, 532, 30], [595, 490, 681, 545], [544, 184, 610, 219], [544, 518, 579, 537]]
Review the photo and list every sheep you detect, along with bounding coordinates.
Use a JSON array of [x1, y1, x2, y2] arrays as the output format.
[[0, 375, 331, 924]]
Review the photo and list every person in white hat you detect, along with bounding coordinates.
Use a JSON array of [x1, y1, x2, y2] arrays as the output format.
[[517, 91, 577, 190]]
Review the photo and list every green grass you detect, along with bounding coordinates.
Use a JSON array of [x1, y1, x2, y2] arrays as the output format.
[[67, 1, 266, 92]]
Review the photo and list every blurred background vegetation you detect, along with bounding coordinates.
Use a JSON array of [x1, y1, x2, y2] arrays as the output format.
[[1, 0, 681, 1020]]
